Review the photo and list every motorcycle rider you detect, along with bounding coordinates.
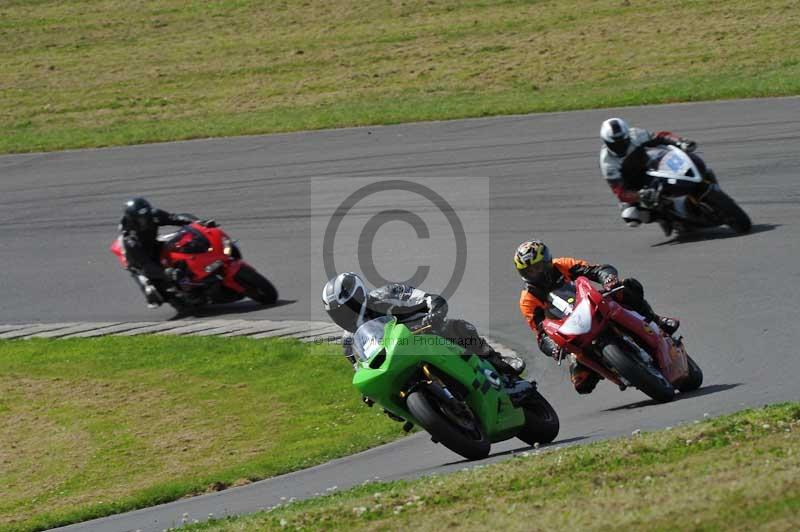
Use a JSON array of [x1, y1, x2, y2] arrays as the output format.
[[322, 272, 525, 381], [118, 197, 198, 308], [514, 240, 680, 395], [599, 117, 700, 235]]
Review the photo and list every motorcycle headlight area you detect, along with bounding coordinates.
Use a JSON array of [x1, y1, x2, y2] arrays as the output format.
[[558, 299, 593, 335], [222, 237, 233, 256]]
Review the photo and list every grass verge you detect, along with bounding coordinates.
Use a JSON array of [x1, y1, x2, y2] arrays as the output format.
[[0, 336, 402, 532], [190, 403, 800, 531], [2, 0, 799, 154]]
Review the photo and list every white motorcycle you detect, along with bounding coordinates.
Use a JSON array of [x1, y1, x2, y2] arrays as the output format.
[[623, 146, 751, 235]]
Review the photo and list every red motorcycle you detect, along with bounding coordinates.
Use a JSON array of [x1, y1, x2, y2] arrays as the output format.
[[541, 277, 702, 402], [110, 221, 277, 311]]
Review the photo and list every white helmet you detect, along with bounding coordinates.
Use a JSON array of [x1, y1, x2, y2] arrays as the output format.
[[322, 272, 368, 332], [600, 117, 630, 156]]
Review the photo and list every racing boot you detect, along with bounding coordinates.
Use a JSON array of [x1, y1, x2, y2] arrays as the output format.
[[144, 283, 163, 309], [629, 289, 680, 336], [484, 349, 525, 379], [656, 316, 680, 335], [569, 356, 601, 395]]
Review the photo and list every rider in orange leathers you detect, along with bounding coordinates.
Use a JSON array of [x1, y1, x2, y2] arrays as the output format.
[[515, 240, 680, 394]]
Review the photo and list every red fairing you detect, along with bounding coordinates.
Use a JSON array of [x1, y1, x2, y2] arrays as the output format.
[[539, 276, 689, 386], [110, 236, 127, 268], [160, 222, 248, 293], [110, 222, 249, 295], [608, 302, 688, 383], [542, 277, 611, 351]]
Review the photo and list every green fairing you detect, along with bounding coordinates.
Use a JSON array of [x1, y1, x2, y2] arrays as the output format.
[[352, 320, 525, 442]]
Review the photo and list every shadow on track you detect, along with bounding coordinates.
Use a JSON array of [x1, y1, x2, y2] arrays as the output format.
[[651, 224, 780, 247], [602, 383, 743, 412], [441, 436, 589, 467], [168, 299, 297, 320]]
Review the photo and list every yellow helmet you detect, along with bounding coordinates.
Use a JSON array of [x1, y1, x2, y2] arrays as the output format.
[[514, 240, 553, 284]]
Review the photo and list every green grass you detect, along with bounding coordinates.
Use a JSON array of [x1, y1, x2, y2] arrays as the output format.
[[0, 336, 402, 532], [190, 403, 800, 531], [2, 0, 799, 154]]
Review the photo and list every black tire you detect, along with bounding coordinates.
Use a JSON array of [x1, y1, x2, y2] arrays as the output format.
[[602, 341, 675, 403], [234, 264, 278, 305], [406, 390, 490, 460], [706, 189, 751, 234], [678, 355, 703, 393], [516, 390, 560, 446]]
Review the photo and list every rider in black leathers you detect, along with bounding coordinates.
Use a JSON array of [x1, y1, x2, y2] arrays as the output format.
[[321, 272, 525, 380], [118, 197, 198, 308]]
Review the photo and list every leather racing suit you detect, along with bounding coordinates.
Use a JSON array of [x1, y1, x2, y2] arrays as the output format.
[[119, 209, 198, 299], [342, 283, 524, 379], [518, 257, 665, 394], [600, 128, 702, 226]]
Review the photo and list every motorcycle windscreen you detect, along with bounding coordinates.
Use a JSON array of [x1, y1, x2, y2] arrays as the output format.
[[557, 298, 593, 335], [353, 316, 394, 362], [646, 147, 703, 183], [547, 284, 576, 320], [163, 227, 211, 254]]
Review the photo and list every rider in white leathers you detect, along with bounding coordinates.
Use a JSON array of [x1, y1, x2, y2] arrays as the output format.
[[599, 118, 699, 235]]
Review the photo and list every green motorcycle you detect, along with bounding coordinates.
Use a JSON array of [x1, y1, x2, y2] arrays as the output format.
[[352, 316, 560, 460]]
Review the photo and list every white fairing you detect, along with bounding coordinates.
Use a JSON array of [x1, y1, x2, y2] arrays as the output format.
[[558, 299, 593, 335], [646, 146, 703, 183]]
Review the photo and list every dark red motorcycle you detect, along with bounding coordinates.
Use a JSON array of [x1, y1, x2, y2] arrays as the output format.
[[110, 222, 277, 311], [541, 277, 703, 402]]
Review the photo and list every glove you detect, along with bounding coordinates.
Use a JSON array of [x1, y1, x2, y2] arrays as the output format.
[[421, 310, 445, 330], [678, 139, 697, 153], [539, 335, 565, 361], [638, 187, 660, 208], [603, 275, 622, 292], [199, 219, 217, 228]]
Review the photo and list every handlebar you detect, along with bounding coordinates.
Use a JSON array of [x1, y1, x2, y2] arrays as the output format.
[[600, 285, 626, 297]]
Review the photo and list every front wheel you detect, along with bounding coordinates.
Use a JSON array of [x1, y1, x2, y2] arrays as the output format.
[[602, 341, 675, 403], [234, 264, 278, 305], [705, 189, 751, 234], [517, 390, 560, 446], [406, 390, 490, 460]]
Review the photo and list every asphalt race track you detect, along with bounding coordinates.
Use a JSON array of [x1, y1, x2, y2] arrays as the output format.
[[2, 97, 799, 531]]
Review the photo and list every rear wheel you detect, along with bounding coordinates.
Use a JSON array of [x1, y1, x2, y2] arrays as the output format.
[[602, 341, 675, 403], [706, 189, 751, 234], [517, 390, 560, 446], [678, 355, 703, 393], [406, 390, 490, 460], [234, 264, 278, 305]]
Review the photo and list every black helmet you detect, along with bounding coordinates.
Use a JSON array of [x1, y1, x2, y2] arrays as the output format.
[[123, 197, 153, 232], [513, 240, 554, 286], [321, 272, 368, 332], [600, 117, 631, 157]]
